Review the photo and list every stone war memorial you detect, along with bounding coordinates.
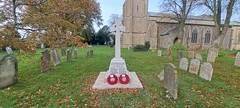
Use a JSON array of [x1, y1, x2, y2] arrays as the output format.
[[92, 19, 143, 89]]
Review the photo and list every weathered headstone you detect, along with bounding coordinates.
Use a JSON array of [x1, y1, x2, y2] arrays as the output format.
[[199, 62, 213, 81], [189, 59, 200, 74], [0, 54, 2, 60], [6, 47, 13, 54], [179, 58, 188, 71], [195, 54, 203, 61], [67, 49, 72, 62], [41, 43, 45, 49], [157, 50, 162, 56], [164, 63, 178, 100], [40, 49, 51, 72], [61, 48, 66, 56], [209, 47, 218, 58], [166, 48, 172, 59], [188, 51, 194, 59], [234, 52, 240, 67], [207, 52, 216, 62], [52, 49, 61, 66], [158, 70, 164, 81], [74, 49, 78, 59], [87, 50, 93, 57], [0, 55, 18, 89], [177, 50, 184, 59]]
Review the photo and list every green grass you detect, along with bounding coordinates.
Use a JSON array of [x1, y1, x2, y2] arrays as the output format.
[[0, 46, 239, 107]]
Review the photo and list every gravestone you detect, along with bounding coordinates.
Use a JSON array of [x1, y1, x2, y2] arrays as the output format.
[[41, 43, 45, 49], [209, 47, 218, 58], [0, 54, 2, 60], [92, 19, 142, 89], [234, 52, 240, 67], [61, 48, 66, 56], [0, 55, 18, 89], [87, 50, 93, 57], [157, 50, 162, 56], [189, 59, 200, 75], [164, 63, 178, 100], [199, 62, 213, 81], [195, 54, 203, 61], [188, 51, 194, 59], [179, 58, 188, 71], [166, 48, 172, 59], [40, 49, 51, 72], [52, 49, 61, 66], [67, 49, 72, 62], [207, 52, 216, 62], [6, 47, 13, 54], [158, 70, 164, 81], [74, 49, 78, 59], [177, 50, 184, 59]]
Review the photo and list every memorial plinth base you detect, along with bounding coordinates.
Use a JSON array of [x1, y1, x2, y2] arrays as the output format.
[[92, 72, 143, 89]]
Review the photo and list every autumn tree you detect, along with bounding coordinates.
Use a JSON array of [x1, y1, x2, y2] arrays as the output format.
[[0, 0, 47, 53], [161, 0, 198, 44], [22, 0, 102, 49]]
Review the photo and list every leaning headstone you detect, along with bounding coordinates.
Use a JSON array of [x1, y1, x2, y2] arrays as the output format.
[[234, 52, 240, 67], [195, 54, 203, 61], [209, 47, 218, 58], [177, 50, 184, 59], [199, 62, 213, 81], [158, 70, 164, 81], [40, 49, 51, 72], [61, 48, 66, 56], [157, 50, 162, 56], [74, 49, 78, 59], [189, 59, 200, 75], [67, 49, 72, 62], [164, 63, 178, 100], [188, 51, 194, 59], [166, 49, 172, 59], [87, 50, 93, 57], [6, 47, 13, 54], [0, 55, 18, 89], [207, 52, 216, 62], [52, 49, 61, 66], [179, 58, 188, 71]]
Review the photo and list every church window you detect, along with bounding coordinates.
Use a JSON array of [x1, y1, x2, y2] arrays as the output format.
[[204, 30, 211, 43], [191, 29, 198, 43]]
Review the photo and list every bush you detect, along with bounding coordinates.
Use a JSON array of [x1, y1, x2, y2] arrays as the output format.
[[170, 44, 186, 51], [133, 41, 150, 52]]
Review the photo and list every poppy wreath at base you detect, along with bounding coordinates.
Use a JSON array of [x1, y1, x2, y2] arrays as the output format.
[[119, 74, 130, 84], [107, 74, 118, 85]]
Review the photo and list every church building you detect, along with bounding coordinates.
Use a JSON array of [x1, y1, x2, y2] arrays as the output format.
[[122, 0, 240, 50]]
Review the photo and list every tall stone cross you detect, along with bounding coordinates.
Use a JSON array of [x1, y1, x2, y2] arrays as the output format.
[[110, 19, 125, 59], [107, 19, 128, 75]]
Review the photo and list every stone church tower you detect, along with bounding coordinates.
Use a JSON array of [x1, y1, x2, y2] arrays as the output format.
[[122, 0, 148, 48]]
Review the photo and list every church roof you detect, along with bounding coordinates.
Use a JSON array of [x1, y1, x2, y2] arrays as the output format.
[[148, 12, 213, 21], [161, 26, 178, 36]]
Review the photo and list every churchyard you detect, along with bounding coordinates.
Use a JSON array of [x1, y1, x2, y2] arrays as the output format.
[[0, 46, 239, 107]]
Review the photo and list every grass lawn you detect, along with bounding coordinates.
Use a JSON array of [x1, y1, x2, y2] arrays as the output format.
[[0, 46, 239, 107]]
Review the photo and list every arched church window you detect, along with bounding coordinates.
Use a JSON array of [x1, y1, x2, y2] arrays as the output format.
[[205, 30, 211, 43], [191, 29, 198, 43]]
